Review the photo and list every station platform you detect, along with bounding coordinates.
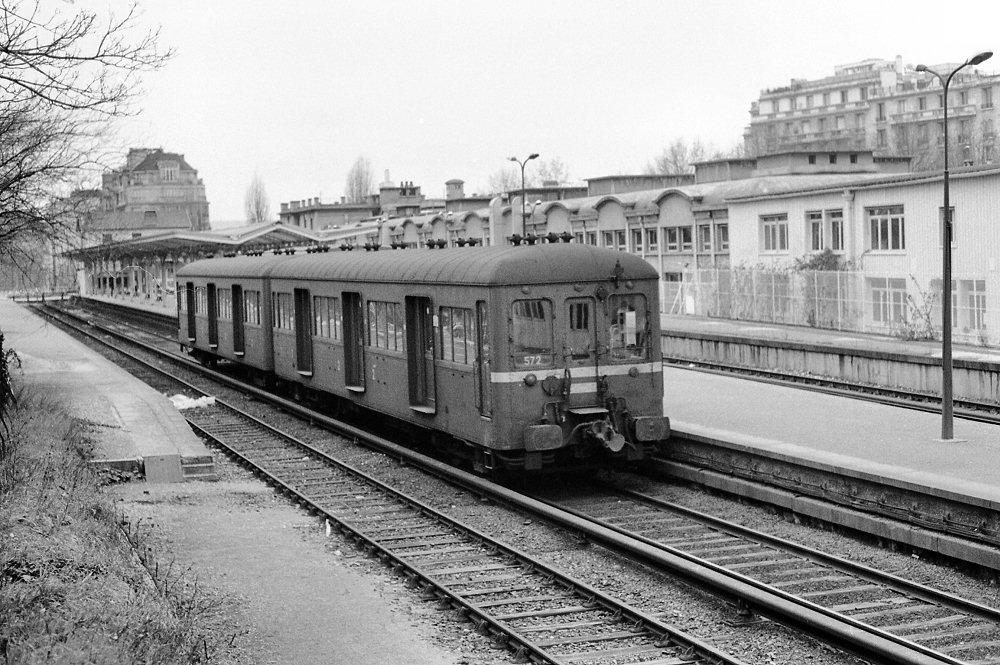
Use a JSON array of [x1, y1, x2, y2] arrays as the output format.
[[661, 364, 1000, 566], [662, 313, 1000, 365], [1, 298, 215, 482]]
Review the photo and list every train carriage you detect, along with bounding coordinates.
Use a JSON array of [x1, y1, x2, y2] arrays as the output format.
[[177, 255, 291, 375], [178, 244, 669, 472]]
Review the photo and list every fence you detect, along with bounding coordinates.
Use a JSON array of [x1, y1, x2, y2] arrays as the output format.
[[662, 268, 996, 347]]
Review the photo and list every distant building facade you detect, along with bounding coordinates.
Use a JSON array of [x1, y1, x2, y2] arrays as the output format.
[[746, 57, 999, 170], [83, 148, 210, 245]]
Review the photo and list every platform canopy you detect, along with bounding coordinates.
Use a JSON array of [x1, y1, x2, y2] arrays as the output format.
[[64, 221, 374, 262]]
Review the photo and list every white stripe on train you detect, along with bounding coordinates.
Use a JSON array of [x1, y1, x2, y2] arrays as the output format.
[[490, 362, 661, 385]]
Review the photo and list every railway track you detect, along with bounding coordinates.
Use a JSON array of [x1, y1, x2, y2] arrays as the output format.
[[34, 300, 1000, 664], [534, 482, 1000, 665]]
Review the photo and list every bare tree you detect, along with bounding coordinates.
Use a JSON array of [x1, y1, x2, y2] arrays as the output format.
[[486, 166, 524, 194], [344, 155, 374, 203], [646, 138, 712, 174], [244, 172, 271, 224], [536, 156, 570, 184], [0, 0, 171, 269]]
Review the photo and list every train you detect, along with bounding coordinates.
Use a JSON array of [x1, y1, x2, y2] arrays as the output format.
[[176, 243, 669, 472]]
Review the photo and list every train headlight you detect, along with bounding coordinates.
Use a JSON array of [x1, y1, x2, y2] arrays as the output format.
[[523, 373, 537, 387]]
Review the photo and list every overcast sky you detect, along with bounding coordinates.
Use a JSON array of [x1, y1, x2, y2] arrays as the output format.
[[112, 0, 1000, 227]]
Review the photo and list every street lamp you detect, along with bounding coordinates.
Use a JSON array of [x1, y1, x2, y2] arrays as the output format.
[[916, 50, 992, 440], [508, 153, 539, 238]]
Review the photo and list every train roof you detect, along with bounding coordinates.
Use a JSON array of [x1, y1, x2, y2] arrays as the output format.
[[176, 254, 294, 278], [177, 244, 658, 286]]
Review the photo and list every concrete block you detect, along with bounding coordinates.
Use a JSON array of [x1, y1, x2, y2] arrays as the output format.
[[144, 453, 184, 483]]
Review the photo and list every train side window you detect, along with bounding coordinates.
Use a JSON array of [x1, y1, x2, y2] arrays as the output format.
[[367, 300, 403, 351], [439, 306, 473, 364], [511, 299, 553, 368], [216, 288, 232, 320], [243, 290, 261, 325], [194, 286, 207, 314], [312, 296, 341, 339], [565, 298, 595, 360], [608, 293, 649, 362], [272, 292, 293, 330]]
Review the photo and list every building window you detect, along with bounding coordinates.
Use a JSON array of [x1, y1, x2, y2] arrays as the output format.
[[715, 223, 729, 251], [760, 214, 788, 253], [983, 86, 994, 109], [919, 96, 927, 111], [614, 230, 627, 251], [839, 90, 847, 104], [829, 154, 837, 164], [312, 296, 341, 339], [827, 209, 844, 251], [602, 231, 614, 248], [586, 231, 597, 246], [665, 226, 693, 253], [631, 228, 643, 253], [698, 224, 712, 252], [877, 129, 887, 147], [867, 205, 905, 251], [439, 306, 473, 364], [808, 154, 817, 164], [645, 228, 658, 252], [272, 292, 293, 330], [573, 231, 584, 244], [877, 102, 885, 121], [822, 92, 830, 106], [807, 211, 824, 251], [870, 277, 908, 324], [850, 153, 858, 164], [959, 90, 968, 105], [367, 300, 403, 350], [965, 280, 987, 331]]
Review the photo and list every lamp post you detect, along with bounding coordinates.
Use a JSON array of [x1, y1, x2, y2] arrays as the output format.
[[508, 153, 539, 238], [916, 50, 993, 441]]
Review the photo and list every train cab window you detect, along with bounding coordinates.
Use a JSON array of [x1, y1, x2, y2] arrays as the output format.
[[312, 296, 342, 339], [272, 292, 294, 330], [243, 290, 261, 325], [608, 293, 649, 362], [565, 298, 595, 360], [511, 299, 553, 368], [216, 288, 232, 320], [439, 306, 473, 364]]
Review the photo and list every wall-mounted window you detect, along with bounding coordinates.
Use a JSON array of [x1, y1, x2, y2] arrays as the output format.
[[867, 205, 905, 251], [870, 277, 907, 324], [760, 214, 788, 253], [665, 226, 693, 253], [827, 210, 844, 251], [645, 228, 658, 252], [715, 223, 729, 251], [806, 211, 824, 251], [631, 228, 643, 253], [698, 224, 712, 252]]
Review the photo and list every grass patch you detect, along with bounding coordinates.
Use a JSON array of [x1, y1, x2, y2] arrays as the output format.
[[0, 385, 230, 663]]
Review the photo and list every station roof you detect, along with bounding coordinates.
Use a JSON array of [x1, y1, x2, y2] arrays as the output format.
[[64, 222, 327, 261]]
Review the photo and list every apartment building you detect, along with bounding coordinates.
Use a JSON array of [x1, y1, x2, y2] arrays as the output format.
[[745, 57, 999, 170]]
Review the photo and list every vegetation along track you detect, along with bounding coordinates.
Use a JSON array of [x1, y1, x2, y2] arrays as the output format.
[[663, 357, 1000, 426], [33, 300, 996, 664], [533, 481, 1000, 665]]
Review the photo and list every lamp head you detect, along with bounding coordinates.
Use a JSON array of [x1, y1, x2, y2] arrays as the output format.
[[507, 156, 516, 162], [528, 153, 539, 160], [968, 51, 993, 66], [915, 64, 928, 72]]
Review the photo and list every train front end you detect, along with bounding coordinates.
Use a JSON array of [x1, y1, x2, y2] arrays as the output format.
[[485, 247, 670, 472]]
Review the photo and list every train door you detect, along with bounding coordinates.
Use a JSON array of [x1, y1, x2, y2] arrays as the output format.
[[231, 285, 245, 355], [342, 291, 365, 391], [185, 282, 196, 341], [475, 300, 492, 417], [207, 283, 218, 347], [566, 297, 597, 401], [405, 296, 436, 413], [294, 288, 313, 375]]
